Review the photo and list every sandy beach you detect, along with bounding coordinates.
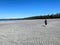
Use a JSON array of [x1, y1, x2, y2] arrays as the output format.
[[0, 19, 60, 45]]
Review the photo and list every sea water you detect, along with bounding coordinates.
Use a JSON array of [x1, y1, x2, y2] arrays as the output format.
[[0, 20, 20, 23]]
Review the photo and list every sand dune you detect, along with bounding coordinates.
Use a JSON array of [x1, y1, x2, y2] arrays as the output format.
[[0, 19, 60, 45]]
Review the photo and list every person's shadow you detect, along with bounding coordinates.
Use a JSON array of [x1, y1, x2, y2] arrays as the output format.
[[42, 25, 46, 27]]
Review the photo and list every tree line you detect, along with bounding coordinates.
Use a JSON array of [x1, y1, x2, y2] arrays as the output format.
[[22, 13, 60, 20], [0, 13, 60, 20]]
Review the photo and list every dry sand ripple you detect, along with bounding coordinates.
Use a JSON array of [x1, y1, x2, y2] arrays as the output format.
[[0, 19, 60, 45]]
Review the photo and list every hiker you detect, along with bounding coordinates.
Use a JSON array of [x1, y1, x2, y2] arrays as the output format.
[[44, 19, 47, 25]]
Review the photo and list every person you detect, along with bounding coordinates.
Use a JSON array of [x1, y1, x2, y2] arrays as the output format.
[[44, 19, 47, 25]]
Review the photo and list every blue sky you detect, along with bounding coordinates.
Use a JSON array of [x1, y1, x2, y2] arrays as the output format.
[[0, 0, 60, 19]]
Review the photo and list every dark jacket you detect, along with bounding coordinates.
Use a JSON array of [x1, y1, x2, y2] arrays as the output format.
[[45, 19, 47, 25]]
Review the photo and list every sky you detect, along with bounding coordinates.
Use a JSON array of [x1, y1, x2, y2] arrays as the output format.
[[0, 0, 60, 19]]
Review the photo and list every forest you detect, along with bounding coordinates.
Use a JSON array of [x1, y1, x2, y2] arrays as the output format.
[[22, 13, 60, 20], [0, 13, 60, 20]]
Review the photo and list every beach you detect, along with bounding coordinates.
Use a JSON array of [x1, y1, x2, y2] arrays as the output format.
[[0, 19, 60, 45]]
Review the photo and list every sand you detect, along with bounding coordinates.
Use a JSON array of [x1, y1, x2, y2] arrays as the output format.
[[0, 19, 60, 45]]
